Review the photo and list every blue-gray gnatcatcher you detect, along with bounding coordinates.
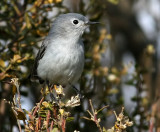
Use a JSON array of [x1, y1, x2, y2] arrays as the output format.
[[30, 13, 97, 87]]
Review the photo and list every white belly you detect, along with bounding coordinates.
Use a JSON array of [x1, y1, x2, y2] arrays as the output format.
[[37, 43, 84, 86]]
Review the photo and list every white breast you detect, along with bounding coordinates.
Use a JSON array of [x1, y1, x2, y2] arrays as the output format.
[[37, 39, 84, 86]]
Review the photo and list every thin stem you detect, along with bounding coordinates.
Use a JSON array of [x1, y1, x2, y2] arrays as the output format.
[[17, 120, 22, 132], [46, 110, 50, 132], [16, 83, 21, 109], [33, 97, 44, 116], [97, 123, 102, 132], [81, 116, 92, 121], [89, 99, 95, 114], [97, 105, 109, 114], [12, 108, 22, 132], [50, 121, 54, 131], [61, 117, 66, 132], [87, 110, 93, 117]]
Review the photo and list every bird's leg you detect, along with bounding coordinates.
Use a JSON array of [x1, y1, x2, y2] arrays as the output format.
[[40, 83, 45, 96], [46, 81, 57, 102], [49, 85, 57, 102], [71, 85, 84, 99]]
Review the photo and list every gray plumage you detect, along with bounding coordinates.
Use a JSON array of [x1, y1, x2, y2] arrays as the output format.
[[30, 13, 94, 86]]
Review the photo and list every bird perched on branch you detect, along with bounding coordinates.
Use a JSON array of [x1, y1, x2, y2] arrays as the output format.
[[30, 13, 98, 89]]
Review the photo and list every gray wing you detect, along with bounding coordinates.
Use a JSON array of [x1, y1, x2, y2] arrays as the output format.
[[29, 41, 47, 83]]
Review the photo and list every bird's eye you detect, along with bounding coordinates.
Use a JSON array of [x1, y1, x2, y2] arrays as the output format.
[[73, 20, 79, 25]]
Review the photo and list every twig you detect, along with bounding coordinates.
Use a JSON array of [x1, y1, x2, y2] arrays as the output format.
[[16, 80, 21, 109], [50, 121, 54, 131], [10, 78, 24, 132], [113, 111, 118, 119], [33, 97, 44, 116], [89, 100, 102, 132], [89, 99, 95, 115], [46, 110, 50, 132], [17, 120, 22, 132], [149, 117, 154, 132], [35, 118, 39, 132], [12, 107, 22, 132], [38, 116, 42, 130], [97, 105, 109, 114], [81, 116, 92, 121], [83, 99, 103, 132], [62, 117, 66, 132]]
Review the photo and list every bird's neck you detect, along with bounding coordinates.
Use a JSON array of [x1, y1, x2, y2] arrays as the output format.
[[49, 29, 82, 43]]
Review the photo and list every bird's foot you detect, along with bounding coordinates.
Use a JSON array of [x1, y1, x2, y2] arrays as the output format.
[[49, 85, 59, 103], [49, 93, 58, 102], [72, 85, 84, 99]]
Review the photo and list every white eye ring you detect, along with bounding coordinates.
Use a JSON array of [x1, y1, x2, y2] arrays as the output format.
[[72, 19, 79, 25]]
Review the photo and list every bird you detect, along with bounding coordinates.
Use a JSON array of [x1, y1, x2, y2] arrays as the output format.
[[30, 13, 98, 89]]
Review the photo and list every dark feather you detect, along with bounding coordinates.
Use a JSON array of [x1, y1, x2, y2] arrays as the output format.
[[29, 41, 47, 83]]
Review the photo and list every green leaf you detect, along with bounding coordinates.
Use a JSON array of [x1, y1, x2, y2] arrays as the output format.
[[107, 0, 119, 5], [108, 88, 119, 94], [66, 117, 74, 122], [51, 127, 59, 132]]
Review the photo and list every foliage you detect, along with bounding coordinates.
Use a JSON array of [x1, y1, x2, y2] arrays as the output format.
[[4, 78, 132, 132], [0, 0, 159, 132]]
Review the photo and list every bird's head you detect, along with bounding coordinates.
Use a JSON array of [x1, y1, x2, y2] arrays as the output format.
[[49, 13, 98, 40]]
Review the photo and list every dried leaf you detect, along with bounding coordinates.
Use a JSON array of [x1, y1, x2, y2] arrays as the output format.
[[0, 59, 5, 68], [0, 72, 9, 80], [108, 74, 117, 82], [114, 107, 133, 131], [105, 127, 115, 132], [36, 30, 48, 37], [25, 13, 32, 29], [11, 78, 19, 88], [65, 95, 80, 107], [34, 0, 43, 7], [54, 85, 65, 95], [12, 85, 17, 95], [17, 109, 26, 120], [42, 101, 50, 108], [103, 127, 107, 132], [28, 121, 35, 130], [59, 109, 64, 115], [12, 54, 21, 63], [12, 1, 21, 16], [146, 44, 155, 55], [44, 0, 62, 4], [106, 34, 112, 40], [74, 130, 80, 132]]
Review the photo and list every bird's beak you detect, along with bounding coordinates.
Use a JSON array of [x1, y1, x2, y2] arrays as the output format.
[[85, 21, 100, 25]]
